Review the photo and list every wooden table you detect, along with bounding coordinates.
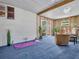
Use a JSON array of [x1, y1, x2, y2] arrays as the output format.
[[56, 34, 70, 45]]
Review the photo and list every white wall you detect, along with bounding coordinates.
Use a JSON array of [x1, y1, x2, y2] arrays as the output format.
[[0, 3, 37, 46]]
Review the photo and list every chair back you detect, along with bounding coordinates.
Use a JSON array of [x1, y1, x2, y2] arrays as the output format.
[[76, 26, 79, 37]]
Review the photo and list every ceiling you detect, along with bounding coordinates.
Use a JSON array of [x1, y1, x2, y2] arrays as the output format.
[[0, 0, 77, 19], [0, 0, 64, 13], [41, 0, 79, 19]]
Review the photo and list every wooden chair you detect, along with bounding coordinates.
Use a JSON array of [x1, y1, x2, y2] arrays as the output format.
[[70, 28, 79, 45], [70, 34, 77, 45]]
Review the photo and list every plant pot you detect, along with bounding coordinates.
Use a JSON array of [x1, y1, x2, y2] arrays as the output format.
[[39, 36, 42, 39], [7, 44, 11, 46]]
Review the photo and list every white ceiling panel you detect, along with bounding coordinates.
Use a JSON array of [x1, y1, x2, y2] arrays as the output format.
[[0, 0, 64, 13]]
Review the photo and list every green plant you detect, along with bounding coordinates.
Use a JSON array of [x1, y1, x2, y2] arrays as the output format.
[[52, 27, 60, 35], [7, 30, 11, 46], [38, 26, 43, 39]]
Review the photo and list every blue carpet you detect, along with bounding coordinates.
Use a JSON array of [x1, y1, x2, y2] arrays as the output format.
[[0, 36, 79, 59]]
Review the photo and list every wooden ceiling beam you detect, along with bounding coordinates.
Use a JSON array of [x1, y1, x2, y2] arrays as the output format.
[[37, 0, 74, 15]]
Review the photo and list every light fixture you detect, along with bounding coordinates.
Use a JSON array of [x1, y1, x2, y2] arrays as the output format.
[[63, 7, 71, 14]]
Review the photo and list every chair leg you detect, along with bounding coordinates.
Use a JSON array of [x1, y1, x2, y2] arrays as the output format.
[[74, 37, 77, 45], [76, 37, 77, 44], [74, 40, 75, 45], [74, 38, 75, 45]]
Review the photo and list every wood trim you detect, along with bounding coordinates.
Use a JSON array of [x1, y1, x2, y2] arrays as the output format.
[[39, 16, 54, 20], [37, 0, 74, 15]]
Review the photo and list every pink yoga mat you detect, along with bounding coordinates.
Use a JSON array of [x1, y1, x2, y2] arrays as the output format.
[[14, 41, 37, 48]]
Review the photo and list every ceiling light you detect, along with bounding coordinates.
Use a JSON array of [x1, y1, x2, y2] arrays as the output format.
[[63, 7, 71, 14]]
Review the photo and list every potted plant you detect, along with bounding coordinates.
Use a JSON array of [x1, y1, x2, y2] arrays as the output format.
[[38, 26, 43, 39], [52, 27, 60, 35], [7, 30, 11, 46]]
